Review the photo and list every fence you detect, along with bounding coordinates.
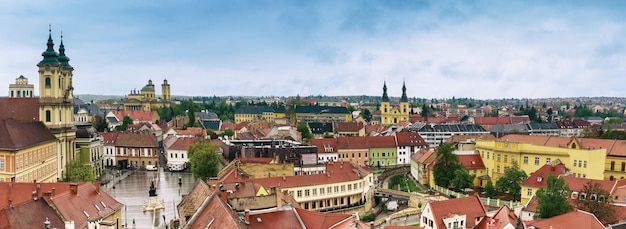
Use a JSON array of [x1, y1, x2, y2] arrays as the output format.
[[431, 185, 521, 208]]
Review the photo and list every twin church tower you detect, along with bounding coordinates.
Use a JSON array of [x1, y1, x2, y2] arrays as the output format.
[[379, 81, 410, 125]]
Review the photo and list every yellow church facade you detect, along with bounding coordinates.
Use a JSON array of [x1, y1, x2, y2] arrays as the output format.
[[380, 82, 410, 125], [123, 79, 171, 111]]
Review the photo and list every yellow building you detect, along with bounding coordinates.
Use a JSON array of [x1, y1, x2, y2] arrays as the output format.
[[234, 106, 276, 123], [519, 161, 569, 204], [0, 119, 59, 183], [380, 81, 409, 125], [37, 30, 77, 180], [475, 135, 606, 185], [123, 79, 171, 111]]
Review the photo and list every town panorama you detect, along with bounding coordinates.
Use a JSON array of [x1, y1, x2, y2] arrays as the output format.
[[3, 31, 626, 229]]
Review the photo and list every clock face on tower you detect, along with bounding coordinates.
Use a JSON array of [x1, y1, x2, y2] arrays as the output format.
[[45, 65, 50, 71]]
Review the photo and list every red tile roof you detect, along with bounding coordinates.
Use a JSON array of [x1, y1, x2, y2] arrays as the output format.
[[395, 132, 428, 147], [248, 208, 303, 229], [0, 98, 39, 121], [523, 195, 538, 212], [527, 209, 604, 229], [187, 190, 246, 229], [176, 127, 206, 137], [220, 122, 249, 131], [112, 110, 158, 122], [475, 205, 517, 229], [167, 136, 204, 151], [294, 207, 354, 229], [0, 199, 65, 229], [98, 131, 119, 145], [336, 136, 369, 150], [366, 136, 396, 148], [458, 154, 486, 170], [410, 114, 424, 123], [427, 195, 487, 229], [474, 117, 511, 125], [310, 138, 338, 154], [333, 122, 364, 132], [0, 119, 57, 150], [364, 124, 386, 135], [562, 175, 619, 193], [521, 162, 569, 188]]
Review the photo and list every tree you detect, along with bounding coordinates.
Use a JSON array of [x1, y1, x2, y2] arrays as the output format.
[[575, 181, 618, 225], [575, 107, 594, 118], [187, 99, 197, 128], [297, 123, 313, 141], [495, 161, 527, 201], [599, 130, 626, 140], [92, 115, 108, 132], [433, 143, 462, 188], [484, 180, 496, 198], [188, 141, 222, 180], [536, 174, 572, 218], [221, 128, 235, 137], [361, 109, 372, 123], [115, 116, 133, 131], [66, 159, 95, 182], [451, 168, 475, 190]]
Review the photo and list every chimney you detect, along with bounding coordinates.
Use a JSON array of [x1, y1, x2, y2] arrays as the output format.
[[70, 183, 78, 195], [244, 210, 251, 224], [220, 190, 228, 202], [275, 187, 283, 209], [282, 174, 286, 181], [51, 187, 56, 197], [95, 179, 100, 193]]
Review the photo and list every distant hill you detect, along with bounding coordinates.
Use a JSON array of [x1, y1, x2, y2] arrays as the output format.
[[75, 94, 124, 103]]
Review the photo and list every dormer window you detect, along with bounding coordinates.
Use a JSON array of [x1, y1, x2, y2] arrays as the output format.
[[537, 176, 543, 182], [571, 191, 579, 199]]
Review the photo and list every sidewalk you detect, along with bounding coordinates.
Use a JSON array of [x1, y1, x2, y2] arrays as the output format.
[[102, 169, 134, 192]]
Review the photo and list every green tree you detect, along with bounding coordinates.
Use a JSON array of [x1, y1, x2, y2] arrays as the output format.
[[484, 180, 496, 198], [575, 181, 618, 225], [66, 159, 95, 182], [361, 109, 372, 123], [599, 130, 626, 140], [115, 116, 133, 131], [575, 107, 594, 118], [536, 174, 572, 218], [187, 99, 197, 128], [495, 161, 527, 201], [433, 143, 462, 188], [92, 115, 108, 132], [221, 128, 235, 137], [297, 123, 313, 141], [451, 168, 475, 190], [188, 141, 222, 180]]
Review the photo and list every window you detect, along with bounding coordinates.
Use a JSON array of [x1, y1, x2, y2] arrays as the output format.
[[497, 154, 501, 162], [523, 156, 528, 164], [546, 158, 551, 164], [341, 185, 345, 192], [45, 110, 51, 122], [622, 162, 625, 172], [504, 155, 508, 162], [612, 161, 616, 171], [487, 152, 490, 159], [0, 159, 4, 171], [327, 187, 332, 194], [45, 77, 51, 88], [312, 189, 317, 196], [497, 166, 501, 173], [527, 189, 532, 196], [305, 189, 310, 197], [535, 157, 539, 165], [511, 156, 515, 162], [574, 160, 577, 167], [297, 190, 302, 197], [320, 188, 324, 195], [334, 186, 339, 193], [584, 161, 587, 168]]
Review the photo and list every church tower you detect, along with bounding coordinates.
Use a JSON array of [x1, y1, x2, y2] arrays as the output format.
[[400, 81, 409, 115], [161, 79, 171, 107], [37, 28, 76, 180], [380, 81, 390, 122]]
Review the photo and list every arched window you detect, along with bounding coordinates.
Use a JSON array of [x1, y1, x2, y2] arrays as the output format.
[[45, 77, 51, 88]]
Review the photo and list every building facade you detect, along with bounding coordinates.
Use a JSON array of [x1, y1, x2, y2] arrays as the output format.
[[379, 81, 409, 125], [8, 75, 34, 98], [123, 79, 171, 111]]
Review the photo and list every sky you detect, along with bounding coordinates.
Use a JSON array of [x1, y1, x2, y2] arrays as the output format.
[[1, 1, 626, 100]]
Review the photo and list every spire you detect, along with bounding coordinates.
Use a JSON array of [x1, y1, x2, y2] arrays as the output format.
[[58, 31, 73, 69], [401, 80, 408, 102], [38, 25, 60, 66], [382, 81, 389, 102]]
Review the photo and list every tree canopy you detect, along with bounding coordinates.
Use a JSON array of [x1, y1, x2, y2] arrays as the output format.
[[66, 159, 95, 182], [220, 128, 235, 137], [297, 123, 313, 141], [433, 143, 462, 188], [188, 141, 222, 180], [575, 181, 618, 225], [451, 168, 475, 190], [115, 116, 133, 131], [495, 161, 527, 201], [536, 174, 572, 218], [484, 180, 496, 198]]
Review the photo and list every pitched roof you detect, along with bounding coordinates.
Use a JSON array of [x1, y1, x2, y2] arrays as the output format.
[[333, 122, 364, 132], [366, 136, 396, 148], [475, 205, 517, 229], [527, 209, 604, 229], [521, 162, 569, 188], [427, 195, 487, 228], [395, 132, 428, 147], [248, 208, 303, 229], [310, 138, 338, 154], [115, 132, 158, 148], [112, 110, 158, 122], [0, 199, 65, 229], [0, 98, 39, 121], [307, 122, 333, 135], [294, 207, 355, 229], [186, 190, 246, 229], [562, 175, 618, 193], [336, 136, 369, 150], [220, 122, 249, 131], [0, 119, 57, 150], [458, 154, 486, 170], [474, 117, 512, 125], [235, 106, 274, 115], [167, 136, 204, 151], [364, 124, 386, 135], [175, 127, 205, 137], [294, 106, 350, 114]]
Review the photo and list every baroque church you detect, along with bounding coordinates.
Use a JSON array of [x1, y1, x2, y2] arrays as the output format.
[[123, 79, 171, 111], [378, 81, 410, 125]]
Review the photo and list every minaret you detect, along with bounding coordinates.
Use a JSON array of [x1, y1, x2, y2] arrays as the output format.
[[380, 81, 390, 124], [161, 79, 171, 107], [38, 27, 76, 180]]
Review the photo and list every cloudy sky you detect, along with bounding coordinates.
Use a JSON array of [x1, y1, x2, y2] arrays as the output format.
[[1, 1, 626, 100]]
